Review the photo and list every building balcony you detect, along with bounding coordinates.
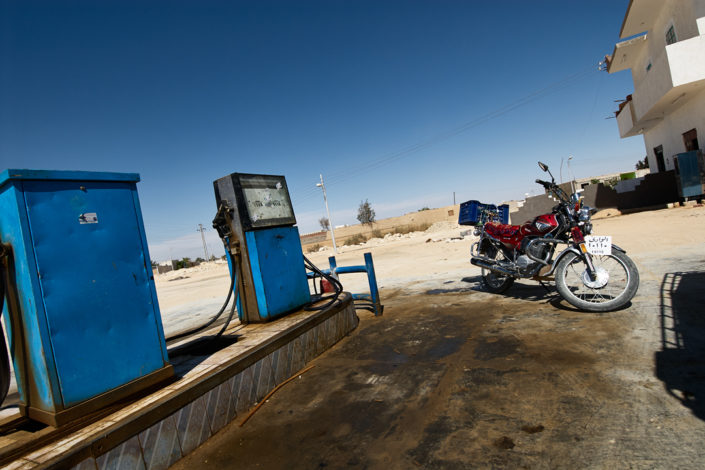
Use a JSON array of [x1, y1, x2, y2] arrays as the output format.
[[631, 35, 705, 123], [615, 96, 639, 138]]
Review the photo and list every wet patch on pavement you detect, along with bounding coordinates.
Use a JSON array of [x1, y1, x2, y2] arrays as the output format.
[[171, 275, 705, 469]]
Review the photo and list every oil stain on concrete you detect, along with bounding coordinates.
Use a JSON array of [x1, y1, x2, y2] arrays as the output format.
[[171, 279, 705, 469]]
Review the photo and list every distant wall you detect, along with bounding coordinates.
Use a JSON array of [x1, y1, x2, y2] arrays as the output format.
[[300, 231, 327, 245], [157, 261, 175, 274], [510, 195, 557, 224], [510, 170, 680, 222], [301, 205, 460, 250]]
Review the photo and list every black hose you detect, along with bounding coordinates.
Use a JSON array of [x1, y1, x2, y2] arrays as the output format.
[[0, 245, 12, 405], [303, 254, 343, 311], [213, 281, 238, 338], [165, 251, 238, 343]]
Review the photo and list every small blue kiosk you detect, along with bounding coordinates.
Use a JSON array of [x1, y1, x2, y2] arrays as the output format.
[[0, 169, 173, 426], [213, 172, 311, 323]]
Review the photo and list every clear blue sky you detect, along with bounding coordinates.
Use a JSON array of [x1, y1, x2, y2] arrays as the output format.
[[1, 0, 643, 261]]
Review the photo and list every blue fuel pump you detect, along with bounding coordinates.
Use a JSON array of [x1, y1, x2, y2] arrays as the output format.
[[213, 173, 312, 323], [0, 169, 173, 426]]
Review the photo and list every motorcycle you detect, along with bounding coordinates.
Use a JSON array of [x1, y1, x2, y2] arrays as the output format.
[[469, 161, 639, 312]]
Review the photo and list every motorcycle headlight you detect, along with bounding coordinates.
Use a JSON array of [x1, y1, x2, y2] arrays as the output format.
[[578, 207, 591, 221]]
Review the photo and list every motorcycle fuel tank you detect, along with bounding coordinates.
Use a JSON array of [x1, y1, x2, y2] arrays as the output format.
[[483, 213, 559, 249]]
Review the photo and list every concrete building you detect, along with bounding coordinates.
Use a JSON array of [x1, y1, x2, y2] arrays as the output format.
[[607, 0, 705, 173]]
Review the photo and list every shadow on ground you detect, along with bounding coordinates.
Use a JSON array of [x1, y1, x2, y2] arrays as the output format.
[[656, 271, 705, 421]]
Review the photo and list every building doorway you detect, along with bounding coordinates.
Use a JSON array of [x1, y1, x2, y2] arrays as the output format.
[[654, 145, 666, 172], [683, 128, 699, 152]]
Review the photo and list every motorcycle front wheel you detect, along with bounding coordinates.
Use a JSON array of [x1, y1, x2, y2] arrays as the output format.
[[554, 250, 639, 312]]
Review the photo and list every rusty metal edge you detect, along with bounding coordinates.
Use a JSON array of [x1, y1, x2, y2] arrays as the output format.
[[35, 293, 353, 470], [20, 365, 175, 428], [0, 365, 175, 467]]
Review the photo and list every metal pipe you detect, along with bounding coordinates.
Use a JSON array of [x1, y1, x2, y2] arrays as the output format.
[[324, 254, 383, 316], [470, 258, 518, 277], [364, 253, 382, 316]]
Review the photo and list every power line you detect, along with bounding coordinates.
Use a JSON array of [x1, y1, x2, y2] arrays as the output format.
[[291, 66, 597, 206]]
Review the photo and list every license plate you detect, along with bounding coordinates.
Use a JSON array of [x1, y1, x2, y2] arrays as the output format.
[[585, 235, 612, 255]]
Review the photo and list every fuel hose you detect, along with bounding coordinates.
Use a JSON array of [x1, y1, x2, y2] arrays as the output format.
[[0, 245, 12, 405], [303, 254, 343, 311], [165, 251, 238, 344]]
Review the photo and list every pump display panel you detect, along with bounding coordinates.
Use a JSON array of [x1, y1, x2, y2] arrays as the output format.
[[217, 173, 297, 230]]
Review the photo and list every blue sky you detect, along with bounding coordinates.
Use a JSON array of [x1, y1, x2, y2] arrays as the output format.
[[1, 0, 643, 261]]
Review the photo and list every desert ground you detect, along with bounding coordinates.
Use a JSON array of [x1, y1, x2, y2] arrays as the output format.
[[157, 204, 704, 338], [2, 204, 704, 468], [161, 203, 705, 469]]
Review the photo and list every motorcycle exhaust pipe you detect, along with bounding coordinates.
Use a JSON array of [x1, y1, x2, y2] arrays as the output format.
[[471, 258, 517, 277]]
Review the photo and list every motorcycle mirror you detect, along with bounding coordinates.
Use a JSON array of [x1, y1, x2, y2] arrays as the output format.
[[538, 161, 549, 172]]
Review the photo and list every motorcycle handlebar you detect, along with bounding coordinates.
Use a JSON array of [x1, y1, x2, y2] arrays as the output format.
[[535, 179, 571, 204]]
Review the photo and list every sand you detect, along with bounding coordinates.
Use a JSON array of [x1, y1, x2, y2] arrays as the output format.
[[155, 203, 705, 333]]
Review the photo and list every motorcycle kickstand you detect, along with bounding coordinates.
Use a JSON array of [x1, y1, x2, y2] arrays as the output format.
[[538, 280, 552, 294]]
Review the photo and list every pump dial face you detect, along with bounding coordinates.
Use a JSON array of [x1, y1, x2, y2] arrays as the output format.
[[243, 186, 293, 222], [239, 175, 295, 226]]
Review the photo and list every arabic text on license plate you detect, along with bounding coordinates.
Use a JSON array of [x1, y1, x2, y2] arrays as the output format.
[[585, 235, 612, 255]]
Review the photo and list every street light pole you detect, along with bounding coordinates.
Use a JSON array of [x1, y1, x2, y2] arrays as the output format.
[[317, 174, 338, 254]]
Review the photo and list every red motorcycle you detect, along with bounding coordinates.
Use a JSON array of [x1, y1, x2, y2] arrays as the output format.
[[470, 161, 639, 312]]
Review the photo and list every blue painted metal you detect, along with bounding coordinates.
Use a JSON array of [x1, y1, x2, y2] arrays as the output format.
[[363, 253, 382, 315], [458, 200, 510, 225], [0, 170, 171, 416], [307, 253, 383, 316], [0, 169, 140, 186], [674, 151, 704, 198], [242, 226, 310, 321]]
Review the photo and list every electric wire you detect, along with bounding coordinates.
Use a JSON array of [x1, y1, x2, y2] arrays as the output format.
[[290, 66, 597, 206], [316, 67, 594, 188]]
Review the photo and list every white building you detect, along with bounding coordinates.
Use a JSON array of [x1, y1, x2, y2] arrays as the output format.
[[608, 0, 705, 173]]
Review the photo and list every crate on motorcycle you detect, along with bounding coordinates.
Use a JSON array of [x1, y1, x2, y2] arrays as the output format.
[[458, 200, 509, 225]]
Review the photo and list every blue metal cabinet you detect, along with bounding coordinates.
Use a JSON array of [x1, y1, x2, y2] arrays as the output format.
[[244, 226, 311, 321], [674, 151, 705, 198], [0, 169, 172, 426]]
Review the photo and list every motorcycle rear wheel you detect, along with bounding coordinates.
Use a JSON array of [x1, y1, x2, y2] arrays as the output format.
[[480, 247, 515, 294], [555, 250, 639, 312]]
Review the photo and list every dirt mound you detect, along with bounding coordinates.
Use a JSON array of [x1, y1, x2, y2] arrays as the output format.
[[425, 221, 460, 232]]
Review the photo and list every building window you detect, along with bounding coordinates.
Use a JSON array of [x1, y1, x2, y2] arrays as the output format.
[[666, 24, 677, 45], [683, 128, 699, 152]]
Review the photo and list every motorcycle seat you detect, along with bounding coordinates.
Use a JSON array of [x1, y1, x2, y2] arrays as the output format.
[[484, 222, 521, 239]]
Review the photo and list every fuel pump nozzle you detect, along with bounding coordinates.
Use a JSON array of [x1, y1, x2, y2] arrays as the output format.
[[164, 203, 243, 344]]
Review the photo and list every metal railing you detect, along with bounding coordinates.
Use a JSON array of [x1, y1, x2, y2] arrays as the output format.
[[307, 252, 383, 316]]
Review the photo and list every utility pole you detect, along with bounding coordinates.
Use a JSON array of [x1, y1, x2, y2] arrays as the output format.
[[316, 174, 338, 254], [453, 192, 456, 205], [197, 224, 209, 260]]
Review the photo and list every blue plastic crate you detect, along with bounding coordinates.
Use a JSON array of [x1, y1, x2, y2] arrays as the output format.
[[458, 200, 509, 225]]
